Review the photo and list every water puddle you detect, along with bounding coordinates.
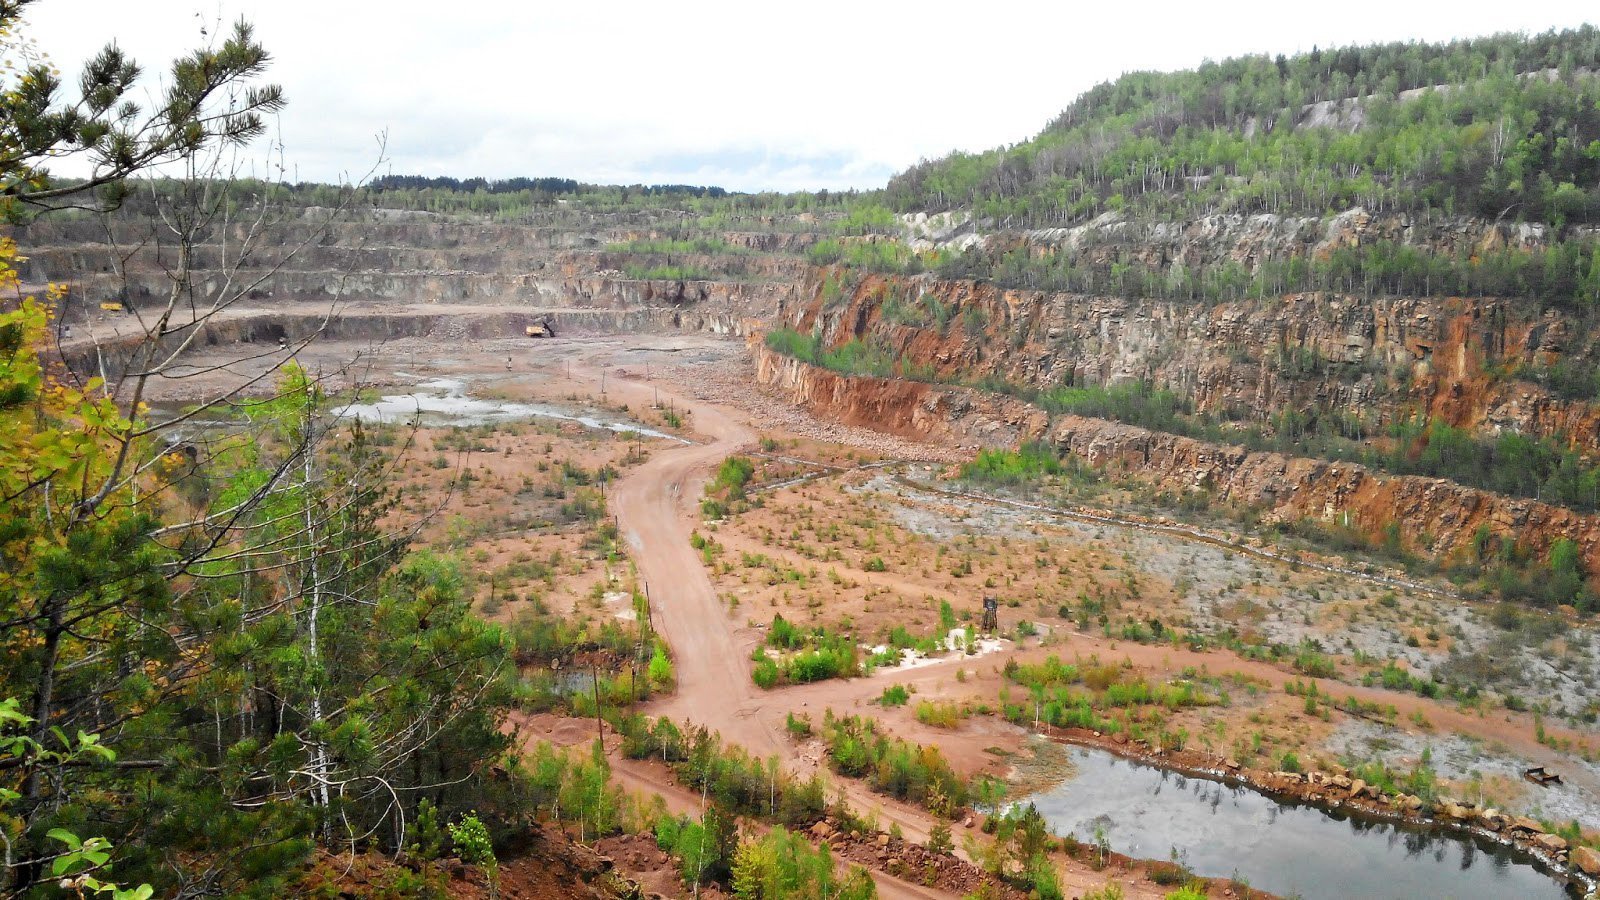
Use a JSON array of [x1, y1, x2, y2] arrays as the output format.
[[1023, 744, 1571, 900], [332, 377, 687, 440]]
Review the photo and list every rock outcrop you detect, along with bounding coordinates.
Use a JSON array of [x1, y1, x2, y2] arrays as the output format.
[[779, 267, 1600, 455], [753, 344, 1600, 573]]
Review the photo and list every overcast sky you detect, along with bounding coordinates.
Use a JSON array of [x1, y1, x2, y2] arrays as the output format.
[[19, 1, 1600, 192]]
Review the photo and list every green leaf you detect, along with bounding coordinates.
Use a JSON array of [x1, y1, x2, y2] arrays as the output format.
[[0, 697, 30, 727]]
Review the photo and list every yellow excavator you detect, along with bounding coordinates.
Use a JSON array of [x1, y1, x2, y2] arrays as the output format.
[[524, 315, 555, 338]]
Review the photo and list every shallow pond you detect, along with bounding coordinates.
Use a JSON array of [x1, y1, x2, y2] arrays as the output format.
[[332, 378, 684, 440], [1023, 745, 1572, 900]]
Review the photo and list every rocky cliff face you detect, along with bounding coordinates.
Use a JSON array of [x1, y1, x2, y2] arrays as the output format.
[[765, 250, 1600, 572], [753, 343, 1600, 574], [752, 342, 1046, 446], [11, 208, 798, 342], [906, 205, 1593, 263], [776, 267, 1600, 454]]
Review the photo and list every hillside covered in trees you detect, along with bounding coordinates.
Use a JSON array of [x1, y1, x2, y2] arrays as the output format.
[[886, 27, 1600, 229]]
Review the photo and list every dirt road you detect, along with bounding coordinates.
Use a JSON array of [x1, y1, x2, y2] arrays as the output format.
[[597, 370, 787, 752], [595, 369, 960, 899], [585, 359, 1171, 899]]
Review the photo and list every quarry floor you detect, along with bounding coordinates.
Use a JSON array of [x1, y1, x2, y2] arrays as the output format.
[[145, 329, 1600, 898]]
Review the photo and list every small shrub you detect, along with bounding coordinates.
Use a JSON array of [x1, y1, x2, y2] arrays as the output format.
[[914, 700, 963, 728], [880, 684, 911, 707]]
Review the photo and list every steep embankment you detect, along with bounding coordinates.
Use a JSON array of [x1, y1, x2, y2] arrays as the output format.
[[16, 211, 802, 316], [752, 341, 1600, 577], [17, 207, 809, 379], [777, 260, 1600, 454]]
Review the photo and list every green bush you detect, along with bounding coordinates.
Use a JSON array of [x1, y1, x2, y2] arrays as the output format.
[[959, 442, 1063, 486], [819, 711, 968, 815], [730, 826, 878, 899], [752, 654, 780, 690], [913, 700, 963, 728], [619, 717, 828, 826]]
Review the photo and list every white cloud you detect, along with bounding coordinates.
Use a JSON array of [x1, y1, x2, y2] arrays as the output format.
[[19, 0, 1600, 192]]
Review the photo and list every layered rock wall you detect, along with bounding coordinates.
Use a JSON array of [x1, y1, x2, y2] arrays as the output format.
[[752, 343, 1600, 574], [778, 267, 1600, 454]]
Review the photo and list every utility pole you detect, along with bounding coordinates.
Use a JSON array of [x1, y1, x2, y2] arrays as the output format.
[[592, 666, 603, 745]]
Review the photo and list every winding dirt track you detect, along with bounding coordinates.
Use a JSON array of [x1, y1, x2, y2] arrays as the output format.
[[604, 375, 776, 752], [598, 371, 965, 899], [592, 364, 1171, 900]]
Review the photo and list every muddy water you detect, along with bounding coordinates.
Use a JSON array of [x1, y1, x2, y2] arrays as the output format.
[[332, 377, 686, 440], [1024, 745, 1570, 900]]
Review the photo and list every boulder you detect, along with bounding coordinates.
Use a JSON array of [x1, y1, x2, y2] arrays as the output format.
[[811, 822, 833, 839], [1511, 816, 1546, 834], [1477, 809, 1506, 831], [1348, 778, 1367, 798], [1571, 845, 1600, 876], [1392, 794, 1424, 812], [876, 834, 890, 848], [1331, 775, 1352, 790], [1224, 758, 1241, 770], [1534, 833, 1568, 853]]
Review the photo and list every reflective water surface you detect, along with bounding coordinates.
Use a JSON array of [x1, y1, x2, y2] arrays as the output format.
[[1024, 745, 1571, 900], [332, 378, 684, 440]]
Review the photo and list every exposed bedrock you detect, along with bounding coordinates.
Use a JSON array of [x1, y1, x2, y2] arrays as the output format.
[[778, 267, 1600, 455], [753, 342, 1600, 577]]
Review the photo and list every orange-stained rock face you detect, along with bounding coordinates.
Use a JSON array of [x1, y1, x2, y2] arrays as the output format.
[[776, 266, 1600, 456], [753, 343, 1600, 578]]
